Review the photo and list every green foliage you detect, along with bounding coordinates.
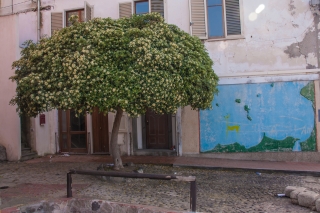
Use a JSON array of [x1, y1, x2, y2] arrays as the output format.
[[300, 126, 316, 151], [244, 105, 250, 112], [10, 13, 218, 117], [204, 142, 247, 153], [300, 81, 315, 106], [205, 134, 299, 153], [247, 134, 298, 152]]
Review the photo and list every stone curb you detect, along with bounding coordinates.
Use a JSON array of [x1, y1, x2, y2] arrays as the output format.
[[0, 198, 188, 213], [173, 164, 320, 177], [285, 186, 320, 212]]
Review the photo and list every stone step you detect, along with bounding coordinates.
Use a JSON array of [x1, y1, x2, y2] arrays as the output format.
[[20, 151, 38, 161], [134, 149, 177, 156], [21, 148, 32, 156]]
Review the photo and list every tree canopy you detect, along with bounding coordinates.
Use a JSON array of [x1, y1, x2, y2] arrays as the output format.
[[10, 13, 218, 117]]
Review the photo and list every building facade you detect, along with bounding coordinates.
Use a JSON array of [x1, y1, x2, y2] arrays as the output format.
[[0, 0, 320, 161]]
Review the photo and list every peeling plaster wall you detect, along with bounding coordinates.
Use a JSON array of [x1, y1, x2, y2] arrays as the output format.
[[206, 0, 317, 76]]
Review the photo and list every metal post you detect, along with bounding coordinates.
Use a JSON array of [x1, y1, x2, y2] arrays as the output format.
[[87, 132, 91, 155], [67, 173, 72, 197], [190, 180, 196, 212], [37, 0, 40, 41]]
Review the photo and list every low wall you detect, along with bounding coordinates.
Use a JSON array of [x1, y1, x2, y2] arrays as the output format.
[[3, 198, 186, 213], [185, 152, 320, 163]]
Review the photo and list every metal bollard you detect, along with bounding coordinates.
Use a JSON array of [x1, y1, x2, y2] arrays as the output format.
[[67, 169, 196, 212], [190, 180, 196, 212], [67, 173, 72, 197]]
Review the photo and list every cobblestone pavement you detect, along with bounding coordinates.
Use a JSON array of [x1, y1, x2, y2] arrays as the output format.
[[0, 159, 320, 213]]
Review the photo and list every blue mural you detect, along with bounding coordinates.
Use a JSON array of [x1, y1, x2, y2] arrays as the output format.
[[200, 81, 315, 153]]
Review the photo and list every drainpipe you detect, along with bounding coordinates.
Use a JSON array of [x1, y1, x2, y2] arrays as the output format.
[[176, 107, 182, 156], [37, 0, 40, 41]]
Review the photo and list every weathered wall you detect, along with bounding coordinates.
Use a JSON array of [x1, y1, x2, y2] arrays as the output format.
[[181, 106, 200, 154], [0, 15, 21, 161], [206, 0, 317, 76], [33, 111, 57, 155], [200, 81, 316, 153], [0, 0, 36, 16], [199, 0, 320, 157]]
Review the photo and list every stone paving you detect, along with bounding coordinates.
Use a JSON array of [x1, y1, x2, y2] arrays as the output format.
[[0, 158, 320, 212]]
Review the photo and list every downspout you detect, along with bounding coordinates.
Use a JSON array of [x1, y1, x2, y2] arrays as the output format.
[[37, 0, 40, 41], [315, 13, 320, 68], [176, 107, 182, 156]]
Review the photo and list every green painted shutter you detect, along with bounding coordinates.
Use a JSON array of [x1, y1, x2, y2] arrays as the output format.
[[225, 0, 241, 36]]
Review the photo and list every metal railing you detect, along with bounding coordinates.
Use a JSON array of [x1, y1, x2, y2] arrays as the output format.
[[67, 169, 197, 212]]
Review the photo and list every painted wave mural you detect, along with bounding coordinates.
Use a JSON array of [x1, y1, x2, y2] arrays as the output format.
[[200, 81, 316, 153]]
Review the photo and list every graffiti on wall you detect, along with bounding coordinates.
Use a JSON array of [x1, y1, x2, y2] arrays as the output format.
[[200, 81, 316, 153]]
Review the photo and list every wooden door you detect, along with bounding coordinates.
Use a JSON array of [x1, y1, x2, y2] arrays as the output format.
[[59, 110, 87, 153], [146, 109, 169, 149], [92, 107, 109, 153]]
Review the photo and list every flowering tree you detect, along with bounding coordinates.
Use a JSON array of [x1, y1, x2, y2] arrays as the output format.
[[10, 13, 218, 170]]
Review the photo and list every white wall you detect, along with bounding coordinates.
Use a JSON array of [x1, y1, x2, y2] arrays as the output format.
[[18, 12, 37, 46], [0, 15, 21, 161]]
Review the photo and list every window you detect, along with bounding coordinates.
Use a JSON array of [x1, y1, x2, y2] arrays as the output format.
[[66, 9, 85, 27], [119, 0, 164, 18], [207, 0, 224, 38], [190, 0, 242, 40], [135, 0, 149, 15], [51, 2, 92, 35]]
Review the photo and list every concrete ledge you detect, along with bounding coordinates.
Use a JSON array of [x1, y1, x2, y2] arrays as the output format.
[[284, 186, 306, 197], [290, 188, 307, 204], [298, 191, 320, 208], [184, 152, 320, 163], [284, 186, 320, 211], [316, 198, 320, 212]]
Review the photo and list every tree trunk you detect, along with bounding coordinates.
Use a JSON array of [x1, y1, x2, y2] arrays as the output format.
[[110, 107, 124, 170]]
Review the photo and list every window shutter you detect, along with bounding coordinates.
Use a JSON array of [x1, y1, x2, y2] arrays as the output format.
[[150, 0, 164, 17], [225, 0, 241, 36], [85, 1, 93, 21], [189, 0, 208, 39], [119, 2, 132, 18], [51, 12, 63, 36]]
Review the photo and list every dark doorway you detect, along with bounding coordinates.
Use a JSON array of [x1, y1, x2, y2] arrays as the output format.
[[20, 115, 31, 149], [59, 110, 87, 153], [92, 107, 109, 153], [145, 109, 169, 149]]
